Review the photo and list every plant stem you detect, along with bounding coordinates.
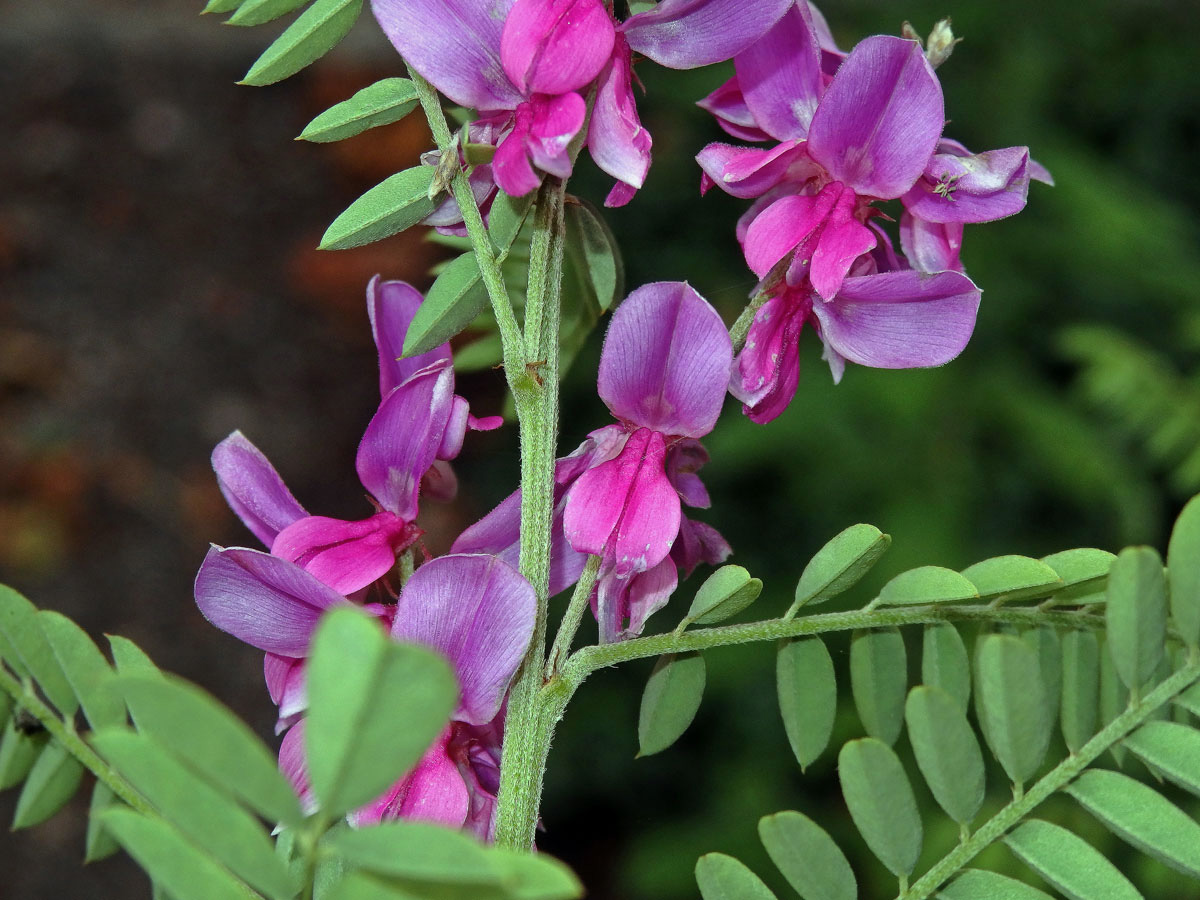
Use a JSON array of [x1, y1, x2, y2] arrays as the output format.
[[545, 555, 603, 680], [493, 180, 568, 850], [0, 666, 155, 817], [903, 660, 1200, 899], [729, 290, 769, 354], [405, 66, 527, 387]]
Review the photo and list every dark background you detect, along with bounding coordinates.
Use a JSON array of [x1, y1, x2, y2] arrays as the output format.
[[2, 0, 1200, 896]]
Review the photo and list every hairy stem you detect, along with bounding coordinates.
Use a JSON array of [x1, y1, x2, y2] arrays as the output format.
[[545, 555, 603, 680], [729, 290, 769, 354], [903, 660, 1200, 899]]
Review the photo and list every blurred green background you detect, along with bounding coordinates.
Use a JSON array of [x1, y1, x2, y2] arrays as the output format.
[[2, 0, 1199, 897]]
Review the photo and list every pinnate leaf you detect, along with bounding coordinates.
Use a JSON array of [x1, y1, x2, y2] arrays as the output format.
[[240, 0, 362, 87], [1124, 719, 1200, 798], [638, 652, 706, 757], [563, 200, 622, 313], [961, 555, 1062, 603], [685, 565, 762, 626], [85, 781, 122, 863], [403, 252, 489, 358], [108, 634, 162, 677], [905, 685, 985, 825], [1105, 546, 1167, 693], [1060, 628, 1100, 753], [937, 869, 1054, 900], [38, 610, 124, 729], [696, 853, 777, 900], [850, 627, 906, 745], [0, 718, 45, 789], [299, 78, 419, 142], [12, 741, 84, 829], [321, 166, 437, 251], [1040, 548, 1115, 604], [976, 634, 1051, 786], [922, 622, 970, 713], [776, 637, 835, 770], [759, 810, 855, 900], [837, 738, 922, 878], [877, 566, 979, 606], [0, 585, 78, 717], [1168, 494, 1200, 650], [1005, 818, 1142, 900], [793, 524, 889, 609], [227, 0, 308, 26], [322, 821, 497, 886]]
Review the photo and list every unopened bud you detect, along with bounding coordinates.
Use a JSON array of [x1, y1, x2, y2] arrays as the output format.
[[900, 21, 923, 46], [925, 18, 962, 69]]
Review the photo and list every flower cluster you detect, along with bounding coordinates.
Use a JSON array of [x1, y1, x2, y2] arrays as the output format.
[[697, 4, 1051, 421]]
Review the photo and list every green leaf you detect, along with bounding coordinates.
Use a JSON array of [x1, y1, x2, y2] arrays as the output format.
[[1066, 768, 1200, 877], [1105, 546, 1167, 693], [685, 565, 763, 626], [107, 634, 162, 677], [227, 0, 308, 26], [298, 78, 419, 142], [202, 0, 246, 13], [98, 807, 256, 900], [0, 585, 78, 716], [403, 252, 489, 357], [321, 822, 498, 886], [92, 728, 296, 899], [696, 853, 777, 900], [563, 200, 622, 313], [1021, 625, 1062, 743], [1100, 646, 1130, 766], [776, 637, 836, 771], [637, 652, 706, 757], [488, 191, 534, 251], [793, 524, 890, 609], [85, 781, 122, 863], [1060, 628, 1100, 753], [1005, 819, 1142, 900], [307, 607, 458, 816], [321, 166, 437, 250], [877, 566, 979, 607], [38, 610, 124, 730], [120, 675, 303, 826], [961, 555, 1062, 603], [1040, 548, 1116, 604], [837, 738, 922, 878], [905, 685, 985, 825], [937, 869, 1054, 900], [922, 622, 971, 713], [487, 848, 584, 900], [240, 0, 362, 86], [1167, 494, 1200, 650], [850, 627, 907, 745], [758, 810, 855, 900], [1125, 720, 1200, 798], [976, 634, 1051, 786], [13, 741, 83, 828], [0, 717, 45, 789]]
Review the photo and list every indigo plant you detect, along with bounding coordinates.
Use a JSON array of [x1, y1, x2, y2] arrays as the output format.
[[2, 2, 1199, 899]]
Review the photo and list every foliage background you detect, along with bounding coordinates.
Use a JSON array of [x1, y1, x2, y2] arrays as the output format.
[[1, 0, 1199, 896]]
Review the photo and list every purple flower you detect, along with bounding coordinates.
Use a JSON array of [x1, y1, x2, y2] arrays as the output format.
[[370, 0, 791, 205]]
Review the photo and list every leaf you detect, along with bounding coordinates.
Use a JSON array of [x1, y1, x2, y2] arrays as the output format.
[[960, 555, 1062, 603], [563, 200, 622, 313], [695, 853, 777, 900], [1060, 628, 1100, 753], [227, 0, 309, 26], [1100, 646, 1130, 766], [403, 252, 489, 357], [240, 0, 362, 87], [12, 741, 84, 828], [758, 810, 856, 900], [488, 191, 534, 251], [321, 166, 437, 251], [637, 652, 706, 757], [306, 607, 458, 816], [1040, 548, 1116, 604], [849, 627, 907, 745], [321, 872, 420, 900], [937, 869, 1055, 900], [487, 848, 584, 900], [120, 675, 303, 826], [776, 637, 836, 771], [1066, 768, 1200, 877], [1125, 720, 1200, 798], [85, 781, 122, 863], [1105, 546, 1167, 693], [793, 524, 890, 609], [837, 738, 922, 878], [975, 634, 1051, 786], [922, 622, 971, 713], [0, 715, 46, 789], [905, 685, 985, 825], [107, 634, 162, 677], [1021, 625, 1062, 743], [98, 808, 256, 900], [298, 78, 419, 143], [321, 822, 498, 886], [92, 728, 296, 899], [0, 585, 78, 716], [877, 566, 979, 607], [1005, 819, 1142, 900], [38, 610, 124, 730], [685, 565, 763, 626], [202, 0, 246, 13], [1168, 494, 1200, 650]]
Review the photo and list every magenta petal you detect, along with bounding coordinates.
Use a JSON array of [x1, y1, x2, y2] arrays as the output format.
[[810, 186, 877, 300], [524, 92, 587, 179], [672, 516, 732, 577], [730, 293, 805, 424], [697, 75, 772, 143], [808, 36, 944, 199], [500, 0, 615, 95], [264, 653, 306, 734], [492, 117, 542, 197], [357, 361, 455, 520], [272, 512, 418, 596], [421, 459, 459, 504], [621, 0, 792, 69], [391, 554, 536, 726], [368, 277, 451, 397], [212, 432, 307, 548], [742, 191, 832, 278], [734, 3, 823, 141], [278, 721, 317, 814], [902, 146, 1031, 224], [812, 270, 981, 369], [589, 37, 652, 194], [370, 0, 521, 111], [592, 555, 678, 642], [696, 139, 813, 199], [900, 211, 963, 273], [350, 730, 469, 828], [598, 282, 732, 437], [194, 546, 345, 657]]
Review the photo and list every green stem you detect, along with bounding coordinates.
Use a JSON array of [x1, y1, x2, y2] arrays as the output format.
[[406, 66, 526, 386], [0, 666, 155, 817], [729, 290, 769, 354], [903, 660, 1200, 899], [493, 180, 568, 850], [545, 555, 603, 680]]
